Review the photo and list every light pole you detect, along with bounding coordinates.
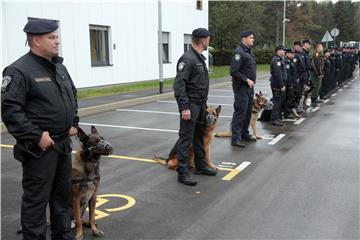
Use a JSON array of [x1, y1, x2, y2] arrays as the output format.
[[282, 0, 290, 46], [158, 0, 164, 94]]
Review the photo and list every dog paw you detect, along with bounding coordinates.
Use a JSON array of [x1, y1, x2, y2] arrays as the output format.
[[256, 136, 262, 139], [92, 229, 104, 237], [75, 234, 84, 240]]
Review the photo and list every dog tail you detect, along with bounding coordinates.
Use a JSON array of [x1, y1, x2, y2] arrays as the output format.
[[214, 131, 232, 137], [153, 155, 168, 166]]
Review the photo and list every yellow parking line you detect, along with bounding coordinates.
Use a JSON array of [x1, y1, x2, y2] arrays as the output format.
[[0, 144, 240, 181]]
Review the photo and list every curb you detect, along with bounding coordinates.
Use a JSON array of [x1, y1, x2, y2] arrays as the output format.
[[1, 81, 231, 134]]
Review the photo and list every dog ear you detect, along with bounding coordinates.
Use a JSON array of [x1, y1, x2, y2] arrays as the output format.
[[259, 91, 263, 95], [215, 105, 222, 115], [77, 127, 89, 142], [91, 125, 99, 135], [255, 92, 260, 97]]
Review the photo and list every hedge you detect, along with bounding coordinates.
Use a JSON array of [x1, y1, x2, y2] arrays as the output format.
[[210, 48, 274, 66]]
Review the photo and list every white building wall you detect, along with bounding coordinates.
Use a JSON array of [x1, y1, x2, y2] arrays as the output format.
[[2, 0, 208, 88]]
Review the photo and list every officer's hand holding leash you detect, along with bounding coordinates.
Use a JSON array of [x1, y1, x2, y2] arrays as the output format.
[[181, 109, 191, 120], [246, 79, 255, 88], [38, 131, 55, 151], [68, 126, 78, 136]]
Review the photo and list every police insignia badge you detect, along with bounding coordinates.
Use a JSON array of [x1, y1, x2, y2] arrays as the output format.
[[286, 64, 290, 69], [277, 61, 281, 67], [178, 62, 185, 72], [2, 75, 12, 92], [234, 54, 241, 61], [293, 58, 297, 63]]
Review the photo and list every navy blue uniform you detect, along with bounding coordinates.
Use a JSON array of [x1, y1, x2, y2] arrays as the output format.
[[269, 55, 286, 121], [283, 57, 298, 117], [173, 46, 209, 174], [1, 51, 78, 240], [230, 43, 256, 142]]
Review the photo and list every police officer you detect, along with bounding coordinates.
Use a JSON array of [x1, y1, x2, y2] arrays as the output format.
[[269, 46, 286, 126], [230, 30, 257, 148], [301, 39, 312, 109], [283, 48, 299, 119], [293, 41, 306, 113], [1, 19, 78, 239], [173, 27, 217, 186], [310, 43, 324, 107]]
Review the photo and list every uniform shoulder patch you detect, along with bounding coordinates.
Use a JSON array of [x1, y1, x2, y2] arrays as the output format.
[[234, 54, 241, 61], [293, 58, 297, 63], [2, 75, 12, 92], [178, 62, 185, 72], [277, 61, 281, 67]]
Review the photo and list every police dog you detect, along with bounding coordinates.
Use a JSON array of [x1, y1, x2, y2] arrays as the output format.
[[214, 91, 268, 139], [71, 126, 113, 240], [154, 105, 221, 170]]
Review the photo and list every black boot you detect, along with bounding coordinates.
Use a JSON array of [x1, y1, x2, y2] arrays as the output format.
[[178, 173, 197, 186], [195, 166, 217, 176]]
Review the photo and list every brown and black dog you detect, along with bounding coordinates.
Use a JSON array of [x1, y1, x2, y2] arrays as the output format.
[[215, 91, 268, 139], [71, 126, 113, 240], [154, 105, 221, 171]]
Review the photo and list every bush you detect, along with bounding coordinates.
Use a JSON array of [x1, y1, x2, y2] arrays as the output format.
[[210, 48, 274, 66]]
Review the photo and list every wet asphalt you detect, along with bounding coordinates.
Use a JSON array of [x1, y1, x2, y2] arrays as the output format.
[[1, 71, 359, 239]]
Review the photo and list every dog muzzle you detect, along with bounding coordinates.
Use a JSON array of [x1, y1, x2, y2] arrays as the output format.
[[206, 114, 217, 127]]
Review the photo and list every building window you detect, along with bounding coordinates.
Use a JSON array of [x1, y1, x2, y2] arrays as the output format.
[[162, 32, 170, 63], [184, 34, 192, 52], [196, 0, 203, 10], [89, 25, 111, 66]]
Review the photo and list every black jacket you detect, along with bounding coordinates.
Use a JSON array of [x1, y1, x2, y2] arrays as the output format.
[[294, 51, 306, 74], [302, 48, 311, 71], [1, 51, 79, 143], [270, 55, 286, 88], [230, 43, 256, 84], [284, 57, 298, 85], [173, 46, 209, 111]]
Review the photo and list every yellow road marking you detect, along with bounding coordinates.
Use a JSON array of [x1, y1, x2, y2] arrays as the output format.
[[0, 144, 240, 181]]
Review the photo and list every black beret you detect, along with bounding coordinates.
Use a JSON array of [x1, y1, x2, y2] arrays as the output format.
[[285, 48, 295, 53], [192, 28, 210, 38], [240, 30, 253, 38], [293, 41, 302, 46], [23, 19, 58, 34], [275, 45, 285, 51], [302, 39, 311, 44]]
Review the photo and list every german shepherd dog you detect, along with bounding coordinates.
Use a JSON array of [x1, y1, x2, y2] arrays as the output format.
[[214, 91, 268, 139], [71, 126, 113, 240], [154, 105, 221, 171]]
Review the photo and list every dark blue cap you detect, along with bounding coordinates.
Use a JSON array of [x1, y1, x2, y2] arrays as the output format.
[[192, 28, 210, 38], [285, 48, 295, 53], [293, 41, 302, 46], [240, 30, 253, 38], [23, 19, 58, 34], [275, 45, 285, 51]]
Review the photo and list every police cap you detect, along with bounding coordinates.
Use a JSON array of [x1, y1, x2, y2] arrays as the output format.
[[275, 45, 285, 52], [240, 30, 253, 38], [23, 19, 58, 34], [293, 41, 302, 46], [302, 39, 311, 44], [285, 48, 295, 53], [192, 28, 210, 38]]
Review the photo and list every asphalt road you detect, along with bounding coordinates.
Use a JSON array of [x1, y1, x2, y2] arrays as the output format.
[[1, 74, 359, 239]]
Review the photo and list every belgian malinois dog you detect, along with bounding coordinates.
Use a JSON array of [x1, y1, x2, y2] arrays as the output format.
[[71, 126, 113, 240], [154, 105, 221, 171], [215, 91, 268, 139]]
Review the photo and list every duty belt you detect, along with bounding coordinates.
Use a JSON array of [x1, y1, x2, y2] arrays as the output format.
[[189, 97, 207, 104]]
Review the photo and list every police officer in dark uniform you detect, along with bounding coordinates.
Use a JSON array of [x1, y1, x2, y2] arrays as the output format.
[[269, 46, 286, 126], [1, 19, 78, 240], [230, 30, 257, 148], [283, 48, 299, 119], [293, 41, 306, 113], [173, 28, 217, 186]]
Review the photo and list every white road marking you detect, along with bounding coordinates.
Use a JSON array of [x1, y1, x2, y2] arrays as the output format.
[[208, 95, 233, 98], [294, 117, 306, 125], [80, 122, 178, 133], [268, 134, 286, 145], [211, 89, 233, 92], [218, 165, 234, 169], [236, 161, 251, 171], [283, 119, 297, 122], [261, 135, 275, 140], [221, 162, 237, 165], [323, 99, 330, 103], [157, 100, 233, 106], [344, 85, 348, 87], [331, 93, 337, 97], [311, 106, 320, 112], [115, 108, 233, 118], [338, 88, 343, 92]]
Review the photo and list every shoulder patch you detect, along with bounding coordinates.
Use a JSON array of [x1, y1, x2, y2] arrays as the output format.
[[277, 61, 281, 67], [234, 54, 241, 61], [293, 58, 297, 63], [178, 62, 185, 72], [2, 75, 12, 92]]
